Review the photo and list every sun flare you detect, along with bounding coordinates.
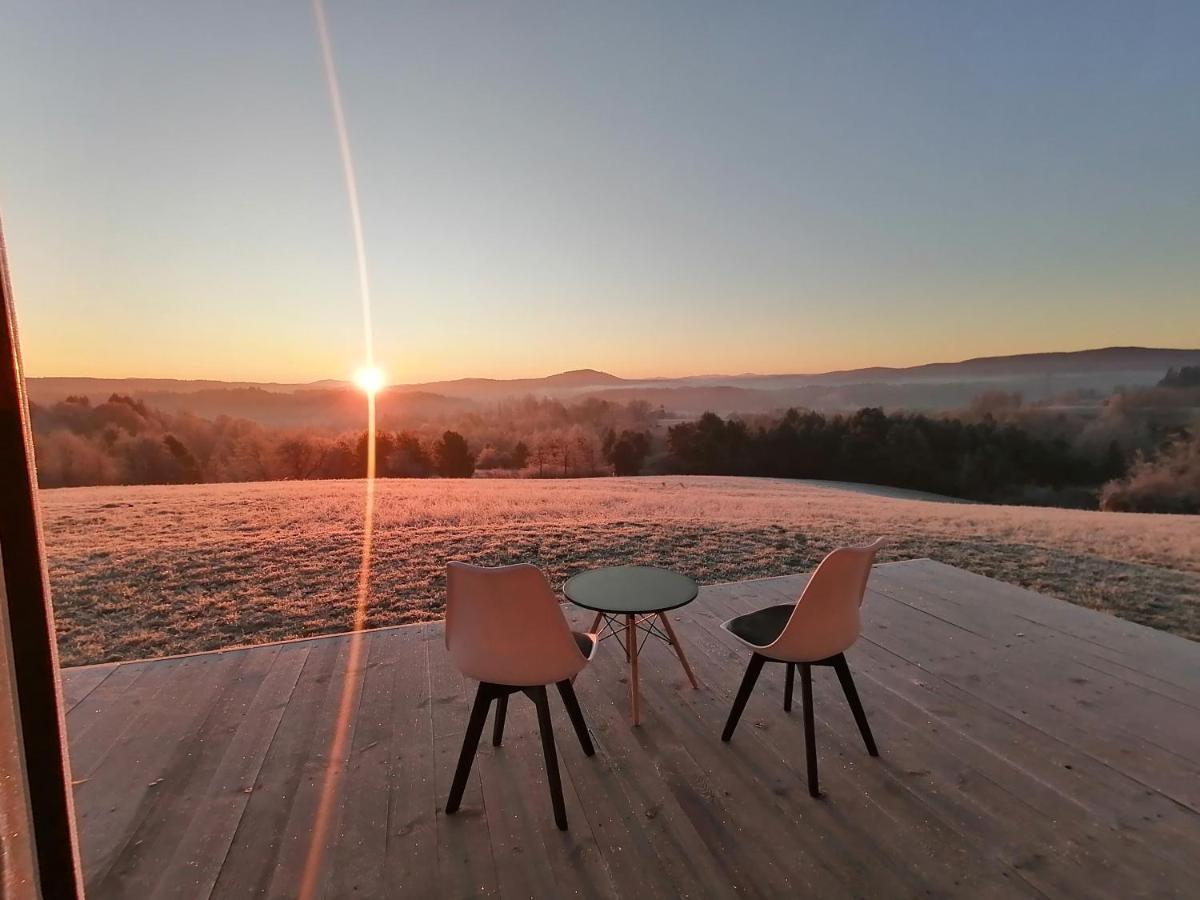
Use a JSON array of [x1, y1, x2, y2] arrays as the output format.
[[353, 365, 385, 395]]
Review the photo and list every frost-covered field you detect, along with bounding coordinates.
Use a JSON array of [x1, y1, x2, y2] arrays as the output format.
[[40, 476, 1200, 665]]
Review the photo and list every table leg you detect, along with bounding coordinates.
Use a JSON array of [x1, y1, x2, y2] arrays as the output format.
[[588, 611, 603, 634], [658, 611, 699, 689], [626, 614, 640, 726]]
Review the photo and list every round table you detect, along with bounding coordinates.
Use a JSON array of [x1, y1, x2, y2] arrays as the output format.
[[563, 565, 700, 725]]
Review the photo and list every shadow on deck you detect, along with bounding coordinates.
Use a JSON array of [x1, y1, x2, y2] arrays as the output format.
[[61, 559, 1200, 898]]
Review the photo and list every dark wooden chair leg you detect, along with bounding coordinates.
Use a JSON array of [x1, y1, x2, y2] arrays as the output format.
[[492, 693, 508, 747], [447, 683, 493, 814], [833, 654, 878, 756], [784, 662, 795, 712], [722, 653, 766, 742], [800, 663, 819, 797], [529, 686, 568, 830], [555, 679, 595, 756]]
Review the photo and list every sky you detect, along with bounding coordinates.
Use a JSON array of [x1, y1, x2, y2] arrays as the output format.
[[2, 1, 1198, 384]]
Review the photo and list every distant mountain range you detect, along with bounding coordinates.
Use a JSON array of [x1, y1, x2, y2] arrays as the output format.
[[26, 346, 1200, 424]]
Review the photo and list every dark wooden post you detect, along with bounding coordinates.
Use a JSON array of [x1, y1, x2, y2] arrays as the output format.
[[0, 216, 85, 897]]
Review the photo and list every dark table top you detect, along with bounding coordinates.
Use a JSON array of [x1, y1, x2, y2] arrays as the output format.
[[562, 565, 699, 614]]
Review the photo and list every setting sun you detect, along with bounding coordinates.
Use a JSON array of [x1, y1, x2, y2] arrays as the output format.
[[353, 365, 385, 395]]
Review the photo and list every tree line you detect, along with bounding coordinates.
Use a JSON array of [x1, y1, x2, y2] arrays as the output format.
[[1159, 366, 1200, 389], [29, 386, 1198, 513], [665, 407, 1124, 503], [30, 393, 656, 487]]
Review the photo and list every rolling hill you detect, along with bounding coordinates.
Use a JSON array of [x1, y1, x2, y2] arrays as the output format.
[[26, 346, 1200, 421]]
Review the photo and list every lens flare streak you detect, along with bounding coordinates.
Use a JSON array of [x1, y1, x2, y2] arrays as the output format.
[[312, 0, 374, 365], [300, 2, 380, 897]]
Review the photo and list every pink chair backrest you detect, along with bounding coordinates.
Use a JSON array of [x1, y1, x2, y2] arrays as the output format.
[[763, 540, 884, 662], [445, 562, 588, 686]]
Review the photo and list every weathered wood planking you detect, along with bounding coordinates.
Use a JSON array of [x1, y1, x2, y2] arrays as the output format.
[[59, 663, 119, 713], [64, 560, 1200, 899]]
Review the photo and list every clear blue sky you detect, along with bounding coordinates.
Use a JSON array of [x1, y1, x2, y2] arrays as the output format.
[[2, 1, 1198, 382]]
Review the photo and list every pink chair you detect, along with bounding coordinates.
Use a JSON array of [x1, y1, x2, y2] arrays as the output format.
[[720, 540, 884, 796], [444, 562, 598, 830]]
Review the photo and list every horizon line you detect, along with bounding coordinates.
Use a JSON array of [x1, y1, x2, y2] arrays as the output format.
[[21, 344, 1200, 388]]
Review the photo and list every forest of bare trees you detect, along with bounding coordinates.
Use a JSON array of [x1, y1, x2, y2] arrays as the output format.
[[29, 380, 1199, 513], [30, 394, 661, 487]]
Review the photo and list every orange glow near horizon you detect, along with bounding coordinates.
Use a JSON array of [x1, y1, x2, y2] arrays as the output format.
[[22, 326, 1200, 387], [9, 4, 1200, 389]]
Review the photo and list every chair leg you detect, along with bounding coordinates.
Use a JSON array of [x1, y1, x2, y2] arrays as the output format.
[[555, 679, 595, 757], [784, 662, 795, 712], [800, 663, 819, 797], [721, 653, 765, 742], [446, 683, 493, 814], [492, 694, 508, 747], [529, 686, 568, 830], [833, 654, 878, 757]]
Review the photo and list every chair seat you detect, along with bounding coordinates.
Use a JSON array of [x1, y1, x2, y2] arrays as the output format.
[[725, 604, 795, 647], [573, 632, 596, 657]]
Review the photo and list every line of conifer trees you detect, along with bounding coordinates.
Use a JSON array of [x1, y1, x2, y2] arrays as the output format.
[[663, 408, 1125, 501]]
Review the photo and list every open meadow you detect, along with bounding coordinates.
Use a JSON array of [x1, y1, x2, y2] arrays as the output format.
[[40, 475, 1200, 666]]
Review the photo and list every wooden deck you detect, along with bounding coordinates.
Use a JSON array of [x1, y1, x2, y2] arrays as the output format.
[[62, 559, 1200, 899]]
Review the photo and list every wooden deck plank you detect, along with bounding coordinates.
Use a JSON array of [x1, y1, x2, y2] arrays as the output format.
[[60, 663, 120, 712], [571, 672, 759, 898], [718, 572, 1200, 882], [428, 625, 501, 897], [63, 561, 1200, 899], [92, 643, 297, 899], [75, 651, 247, 892], [842, 579, 1200, 812], [616, 624, 930, 897], [322, 627, 415, 898], [208, 631, 350, 897], [673, 589, 1059, 898], [869, 563, 1200, 714], [152, 642, 311, 899], [551, 654, 727, 899], [848, 637, 1200, 880], [873, 562, 1200, 708], [66, 660, 184, 779], [670, 608, 1021, 894], [906, 559, 1200, 686], [381, 624, 439, 897], [260, 632, 371, 899], [474, 693, 561, 899], [582, 647, 813, 898], [474, 687, 608, 900], [752, 570, 1200, 794], [686, 584, 1196, 896]]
